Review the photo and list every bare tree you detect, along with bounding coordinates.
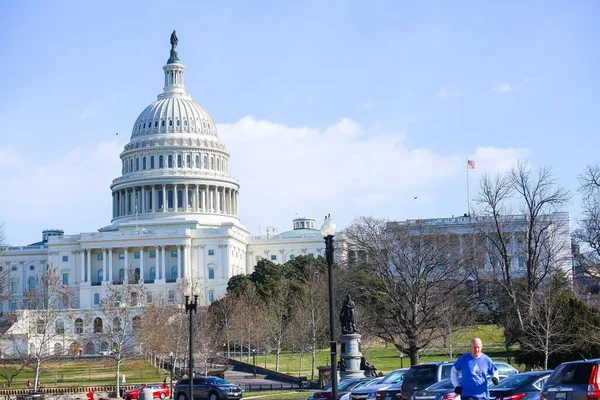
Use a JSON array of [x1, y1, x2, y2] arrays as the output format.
[[344, 216, 473, 365], [475, 161, 571, 333], [519, 275, 575, 369], [575, 165, 600, 280], [207, 294, 238, 359], [24, 264, 74, 390], [99, 277, 146, 397]]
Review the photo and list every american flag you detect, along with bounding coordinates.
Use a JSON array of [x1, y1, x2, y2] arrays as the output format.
[[467, 160, 476, 169]]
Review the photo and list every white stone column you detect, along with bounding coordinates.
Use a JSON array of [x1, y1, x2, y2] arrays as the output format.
[[102, 249, 107, 284], [109, 248, 113, 283], [80, 250, 85, 283], [86, 249, 92, 283], [202, 187, 207, 212], [124, 247, 129, 282], [161, 246, 166, 280], [184, 244, 191, 279], [139, 246, 144, 283], [141, 186, 146, 214], [177, 245, 182, 280], [152, 186, 157, 213], [221, 244, 228, 279], [195, 185, 199, 212], [184, 184, 189, 212], [154, 245, 160, 280], [162, 185, 167, 212]]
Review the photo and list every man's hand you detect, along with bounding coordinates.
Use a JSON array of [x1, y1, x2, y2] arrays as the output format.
[[454, 386, 462, 395], [492, 377, 499, 386]]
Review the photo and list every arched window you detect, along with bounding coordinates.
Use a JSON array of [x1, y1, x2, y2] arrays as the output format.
[[177, 190, 183, 208], [119, 269, 125, 282], [171, 266, 177, 280], [133, 316, 142, 331], [130, 159, 133, 172], [136, 158, 139, 171], [112, 317, 121, 333], [168, 190, 174, 209], [28, 276, 36, 290], [142, 157, 147, 170], [290, 254, 295, 261], [210, 157, 214, 170], [168, 155, 173, 168], [186, 155, 191, 168], [98, 269, 103, 283], [101, 341, 109, 351], [85, 342, 95, 354], [158, 190, 164, 210], [69, 342, 81, 355], [188, 190, 192, 207], [150, 156, 155, 169], [159, 155, 164, 168], [55, 320, 64, 334], [184, 120, 188, 127], [169, 119, 173, 127], [195, 155, 200, 168], [75, 318, 83, 334], [154, 120, 158, 127], [203, 155, 208, 169], [93, 317, 103, 333], [149, 267, 156, 281], [176, 119, 180, 127], [161, 120, 165, 127], [177, 154, 182, 168]]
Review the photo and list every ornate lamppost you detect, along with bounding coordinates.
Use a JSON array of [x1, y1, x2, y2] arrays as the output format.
[[184, 283, 199, 400], [169, 351, 174, 399], [321, 215, 338, 400]]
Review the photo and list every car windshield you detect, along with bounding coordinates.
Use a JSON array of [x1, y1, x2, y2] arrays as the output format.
[[381, 371, 405, 384], [204, 377, 228, 385], [427, 378, 454, 391], [337, 380, 361, 391], [134, 385, 144, 390], [547, 364, 594, 386], [360, 377, 384, 387], [495, 374, 534, 389], [404, 365, 437, 385]]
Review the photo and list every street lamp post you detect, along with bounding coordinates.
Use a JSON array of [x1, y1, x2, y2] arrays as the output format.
[[321, 216, 338, 400], [169, 352, 174, 399], [184, 284, 199, 400]]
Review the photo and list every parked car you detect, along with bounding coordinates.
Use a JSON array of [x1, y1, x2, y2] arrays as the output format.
[[350, 368, 409, 400], [541, 359, 600, 400], [338, 378, 384, 400], [377, 375, 508, 400], [174, 376, 243, 400], [308, 377, 377, 400], [123, 384, 170, 400], [489, 370, 552, 400]]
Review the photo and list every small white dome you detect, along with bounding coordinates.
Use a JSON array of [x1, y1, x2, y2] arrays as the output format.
[[131, 97, 218, 140]]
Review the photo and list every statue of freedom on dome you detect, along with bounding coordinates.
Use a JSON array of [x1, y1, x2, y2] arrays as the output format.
[[170, 30, 178, 48]]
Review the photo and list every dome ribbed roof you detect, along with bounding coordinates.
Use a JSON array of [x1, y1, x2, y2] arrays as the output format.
[[131, 97, 218, 139]]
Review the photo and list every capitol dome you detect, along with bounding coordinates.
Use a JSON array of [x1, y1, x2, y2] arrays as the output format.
[[108, 33, 240, 228]]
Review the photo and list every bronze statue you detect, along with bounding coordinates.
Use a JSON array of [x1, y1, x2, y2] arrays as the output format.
[[340, 294, 357, 334], [170, 30, 178, 48]]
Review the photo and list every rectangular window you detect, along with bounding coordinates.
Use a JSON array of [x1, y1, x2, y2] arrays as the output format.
[[97, 254, 103, 261], [134, 253, 140, 259], [11, 282, 17, 294], [93, 293, 100, 305], [62, 256, 68, 262], [271, 255, 277, 261], [62, 273, 68, 285], [150, 252, 156, 259], [208, 249, 214, 256], [119, 253, 125, 260], [171, 251, 177, 258], [208, 267, 215, 280], [518, 256, 525, 268], [208, 290, 215, 303]]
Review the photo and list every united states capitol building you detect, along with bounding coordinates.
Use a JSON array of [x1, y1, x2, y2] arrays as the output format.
[[0, 34, 574, 356]]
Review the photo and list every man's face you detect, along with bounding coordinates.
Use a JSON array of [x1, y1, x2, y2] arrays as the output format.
[[470, 339, 483, 358]]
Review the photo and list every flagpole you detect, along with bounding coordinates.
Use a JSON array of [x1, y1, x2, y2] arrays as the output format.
[[466, 159, 470, 216]]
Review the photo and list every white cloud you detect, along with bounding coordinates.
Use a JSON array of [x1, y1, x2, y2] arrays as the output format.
[[219, 117, 529, 233], [437, 85, 463, 98], [471, 146, 530, 173], [492, 82, 515, 94]]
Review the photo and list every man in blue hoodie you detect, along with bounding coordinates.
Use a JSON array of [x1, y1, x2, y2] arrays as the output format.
[[451, 338, 499, 400]]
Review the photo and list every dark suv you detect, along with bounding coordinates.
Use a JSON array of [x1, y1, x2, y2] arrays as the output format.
[[541, 359, 600, 400], [174, 376, 243, 400], [401, 361, 455, 400]]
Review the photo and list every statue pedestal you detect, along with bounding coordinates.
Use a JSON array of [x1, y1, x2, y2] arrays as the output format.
[[339, 333, 370, 379]]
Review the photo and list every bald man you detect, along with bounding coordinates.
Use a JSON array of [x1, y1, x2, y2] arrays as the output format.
[[451, 338, 499, 400]]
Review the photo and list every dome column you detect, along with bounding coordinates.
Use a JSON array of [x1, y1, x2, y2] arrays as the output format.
[[184, 184, 189, 212], [162, 185, 167, 212], [152, 186, 157, 212]]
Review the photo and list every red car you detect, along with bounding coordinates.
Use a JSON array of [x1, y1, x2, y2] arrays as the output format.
[[124, 384, 170, 400]]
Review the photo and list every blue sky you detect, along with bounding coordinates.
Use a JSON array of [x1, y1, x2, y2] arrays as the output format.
[[0, 0, 598, 245]]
